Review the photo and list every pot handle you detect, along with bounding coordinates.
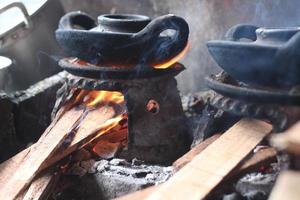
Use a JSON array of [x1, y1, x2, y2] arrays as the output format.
[[0, 2, 31, 28], [58, 11, 96, 30], [132, 14, 189, 64], [225, 24, 258, 41]]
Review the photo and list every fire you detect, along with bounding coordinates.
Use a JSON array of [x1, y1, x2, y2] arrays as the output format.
[[71, 89, 128, 158], [153, 42, 190, 69], [76, 90, 125, 107], [90, 113, 127, 140]]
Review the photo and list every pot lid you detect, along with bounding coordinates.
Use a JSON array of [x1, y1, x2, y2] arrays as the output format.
[[0, 56, 12, 70], [0, 0, 47, 35]]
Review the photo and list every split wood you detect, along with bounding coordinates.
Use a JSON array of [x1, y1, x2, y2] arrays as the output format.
[[0, 103, 124, 200], [147, 119, 272, 200]]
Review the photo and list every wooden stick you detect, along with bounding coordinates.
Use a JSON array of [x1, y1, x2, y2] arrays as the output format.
[[118, 131, 275, 200], [146, 119, 272, 200], [22, 171, 60, 200], [174, 134, 276, 176], [0, 107, 84, 200], [230, 147, 277, 178], [269, 170, 300, 200], [0, 104, 123, 200], [173, 134, 221, 172]]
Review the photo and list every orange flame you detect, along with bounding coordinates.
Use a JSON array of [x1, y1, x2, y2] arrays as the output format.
[[76, 90, 124, 107], [91, 114, 127, 140], [153, 42, 190, 69], [72, 90, 128, 155]]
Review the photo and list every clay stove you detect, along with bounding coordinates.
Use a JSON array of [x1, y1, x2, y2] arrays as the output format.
[[54, 59, 189, 164], [54, 12, 191, 164]]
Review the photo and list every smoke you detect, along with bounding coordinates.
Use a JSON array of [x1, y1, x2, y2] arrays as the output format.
[[165, 0, 300, 94]]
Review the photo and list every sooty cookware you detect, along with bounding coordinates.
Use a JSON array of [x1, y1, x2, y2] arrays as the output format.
[[207, 24, 300, 87], [55, 11, 189, 67]]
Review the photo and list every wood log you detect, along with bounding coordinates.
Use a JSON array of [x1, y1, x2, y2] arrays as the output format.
[[118, 128, 275, 200], [230, 147, 277, 178], [0, 104, 124, 200], [43, 106, 124, 168], [22, 171, 60, 200], [173, 135, 277, 177], [173, 134, 221, 172], [0, 107, 84, 200], [268, 170, 300, 200], [146, 119, 272, 200]]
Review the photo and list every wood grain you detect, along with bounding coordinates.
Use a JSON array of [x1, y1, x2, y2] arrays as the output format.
[[0, 107, 84, 200], [23, 171, 60, 200], [0, 104, 123, 200], [146, 119, 272, 200]]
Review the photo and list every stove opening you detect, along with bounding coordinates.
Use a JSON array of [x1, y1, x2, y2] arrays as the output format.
[[69, 89, 128, 160]]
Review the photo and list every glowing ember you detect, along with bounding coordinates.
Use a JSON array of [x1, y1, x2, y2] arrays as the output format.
[[153, 42, 190, 69]]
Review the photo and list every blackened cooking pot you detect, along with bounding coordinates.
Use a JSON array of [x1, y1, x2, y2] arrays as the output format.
[[55, 11, 189, 67], [207, 24, 300, 87]]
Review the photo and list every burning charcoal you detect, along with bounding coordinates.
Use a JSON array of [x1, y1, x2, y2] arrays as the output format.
[[72, 148, 92, 162], [10, 72, 65, 145], [68, 159, 96, 177], [92, 140, 121, 159]]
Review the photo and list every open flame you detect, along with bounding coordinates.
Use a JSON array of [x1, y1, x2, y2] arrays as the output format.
[[71, 89, 128, 158], [84, 91, 124, 107], [153, 42, 190, 69]]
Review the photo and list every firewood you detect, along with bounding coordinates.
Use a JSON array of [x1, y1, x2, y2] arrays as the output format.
[[0, 107, 84, 200], [230, 147, 277, 178], [271, 120, 300, 155], [174, 135, 277, 177], [173, 134, 221, 172], [119, 127, 275, 200], [22, 171, 60, 200], [146, 119, 272, 200], [0, 104, 124, 200], [43, 106, 124, 168], [269, 170, 300, 200]]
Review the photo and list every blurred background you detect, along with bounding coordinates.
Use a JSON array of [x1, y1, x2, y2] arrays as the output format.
[[1, 0, 300, 94]]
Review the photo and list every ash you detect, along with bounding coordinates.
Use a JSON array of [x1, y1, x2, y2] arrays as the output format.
[[55, 158, 172, 200]]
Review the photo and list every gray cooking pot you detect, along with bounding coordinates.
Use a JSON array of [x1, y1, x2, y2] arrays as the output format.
[[207, 24, 300, 87], [0, 0, 64, 92]]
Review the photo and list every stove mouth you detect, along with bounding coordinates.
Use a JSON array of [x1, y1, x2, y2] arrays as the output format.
[[97, 14, 151, 34], [59, 58, 185, 80], [98, 14, 150, 25]]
